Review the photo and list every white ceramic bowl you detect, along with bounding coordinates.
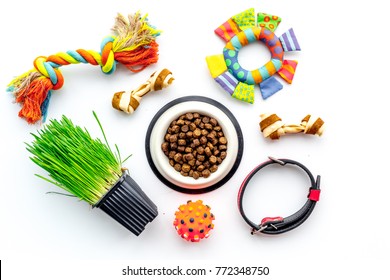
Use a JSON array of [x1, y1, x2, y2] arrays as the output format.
[[145, 96, 243, 193]]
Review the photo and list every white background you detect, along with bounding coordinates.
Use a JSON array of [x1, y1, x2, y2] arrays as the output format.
[[1, 0, 389, 279]]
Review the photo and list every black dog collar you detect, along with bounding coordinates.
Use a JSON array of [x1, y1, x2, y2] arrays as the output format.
[[238, 157, 321, 235]]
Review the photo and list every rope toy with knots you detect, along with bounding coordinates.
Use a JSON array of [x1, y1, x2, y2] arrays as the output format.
[[112, 68, 174, 114], [260, 113, 324, 140], [7, 12, 160, 124]]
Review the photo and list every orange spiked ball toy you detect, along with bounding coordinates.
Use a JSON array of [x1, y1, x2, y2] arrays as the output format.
[[173, 200, 215, 242]]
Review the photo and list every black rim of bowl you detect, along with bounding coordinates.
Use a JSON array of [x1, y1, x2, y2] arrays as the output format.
[[145, 95, 244, 194]]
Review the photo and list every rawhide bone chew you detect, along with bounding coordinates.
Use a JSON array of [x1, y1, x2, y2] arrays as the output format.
[[112, 68, 174, 114], [7, 12, 160, 124], [260, 114, 324, 140]]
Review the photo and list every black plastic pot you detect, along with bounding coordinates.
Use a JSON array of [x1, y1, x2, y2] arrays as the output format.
[[95, 172, 158, 236]]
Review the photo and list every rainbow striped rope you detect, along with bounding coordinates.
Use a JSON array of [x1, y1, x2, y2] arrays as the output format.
[[7, 12, 161, 124]]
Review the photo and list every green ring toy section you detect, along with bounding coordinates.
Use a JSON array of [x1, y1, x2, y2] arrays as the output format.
[[223, 27, 284, 85]]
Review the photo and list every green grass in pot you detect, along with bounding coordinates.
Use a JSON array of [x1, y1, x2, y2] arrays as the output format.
[[26, 112, 130, 206]]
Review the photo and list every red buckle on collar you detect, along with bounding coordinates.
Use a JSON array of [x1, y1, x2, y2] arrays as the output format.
[[260, 216, 284, 226], [251, 216, 284, 234], [308, 189, 321, 201]]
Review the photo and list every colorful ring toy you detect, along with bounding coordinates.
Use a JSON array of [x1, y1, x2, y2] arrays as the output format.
[[206, 8, 301, 103], [223, 27, 284, 85]]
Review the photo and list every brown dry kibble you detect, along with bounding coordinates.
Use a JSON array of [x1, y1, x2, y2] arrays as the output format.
[[185, 113, 194, 120], [174, 163, 181, 171], [186, 131, 193, 138], [172, 125, 180, 133], [184, 153, 194, 161], [202, 169, 211, 178], [209, 155, 217, 164], [207, 133, 215, 140], [162, 112, 228, 179], [177, 146, 185, 153], [181, 164, 191, 173], [210, 118, 218, 126], [169, 151, 176, 159], [193, 128, 201, 138], [205, 123, 213, 130], [169, 134, 177, 143], [196, 146, 204, 155], [194, 118, 201, 126], [197, 155, 205, 162], [210, 165, 218, 173], [179, 132, 186, 139], [219, 137, 227, 145], [197, 165, 205, 172], [202, 116, 210, 124], [189, 123, 197, 131], [174, 153, 182, 162], [161, 142, 169, 152], [192, 171, 200, 179], [193, 139, 200, 146], [181, 125, 189, 132], [205, 147, 212, 157]]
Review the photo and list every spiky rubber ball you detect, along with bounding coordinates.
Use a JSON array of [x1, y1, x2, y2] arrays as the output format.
[[173, 200, 215, 242]]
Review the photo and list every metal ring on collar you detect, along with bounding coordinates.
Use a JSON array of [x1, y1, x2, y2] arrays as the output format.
[[237, 157, 321, 235]]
